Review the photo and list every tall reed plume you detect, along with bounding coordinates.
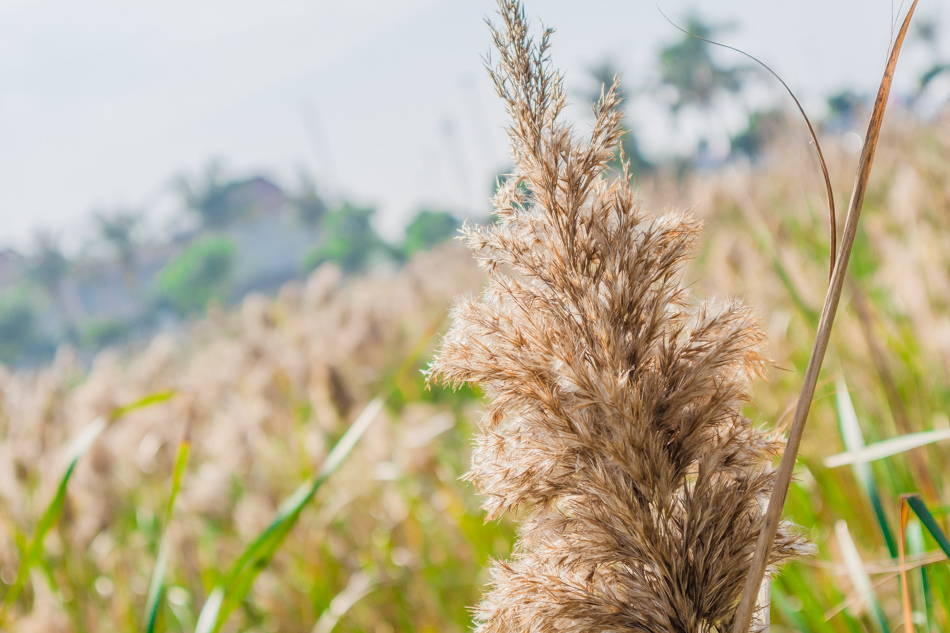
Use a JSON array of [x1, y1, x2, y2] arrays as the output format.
[[428, 2, 810, 630]]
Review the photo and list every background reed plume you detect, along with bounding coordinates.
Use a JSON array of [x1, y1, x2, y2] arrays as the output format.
[[428, 1, 811, 630]]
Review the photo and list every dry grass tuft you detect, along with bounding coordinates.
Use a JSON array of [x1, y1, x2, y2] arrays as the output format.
[[0, 243, 484, 632], [429, 2, 810, 631]]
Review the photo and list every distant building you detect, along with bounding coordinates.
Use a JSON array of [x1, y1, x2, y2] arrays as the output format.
[[219, 176, 287, 221], [226, 212, 318, 295]]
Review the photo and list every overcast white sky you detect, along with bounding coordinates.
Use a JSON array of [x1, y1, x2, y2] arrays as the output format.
[[0, 0, 945, 251]]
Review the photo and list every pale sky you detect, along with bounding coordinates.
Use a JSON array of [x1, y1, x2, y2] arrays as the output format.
[[0, 0, 945, 251]]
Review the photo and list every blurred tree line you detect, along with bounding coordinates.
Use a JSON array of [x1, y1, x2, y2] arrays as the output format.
[[0, 11, 946, 368], [0, 166, 462, 368], [578, 12, 950, 178]]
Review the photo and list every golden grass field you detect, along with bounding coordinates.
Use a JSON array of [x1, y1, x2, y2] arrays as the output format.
[[1, 109, 949, 632]]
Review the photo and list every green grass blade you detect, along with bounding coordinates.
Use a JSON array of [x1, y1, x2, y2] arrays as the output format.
[[835, 379, 869, 482], [0, 416, 107, 611], [906, 495, 950, 559], [194, 397, 384, 633], [110, 390, 176, 421], [210, 514, 298, 630], [0, 388, 175, 618], [834, 520, 890, 633], [906, 519, 934, 632], [770, 583, 812, 633], [194, 589, 224, 633], [167, 441, 190, 521], [823, 429, 950, 467], [144, 542, 170, 633], [311, 571, 374, 633], [144, 439, 191, 633], [835, 378, 897, 557]]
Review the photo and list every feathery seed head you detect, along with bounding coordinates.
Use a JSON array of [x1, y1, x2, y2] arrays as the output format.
[[428, 2, 810, 631]]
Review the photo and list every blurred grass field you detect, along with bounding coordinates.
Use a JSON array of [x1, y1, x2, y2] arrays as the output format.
[[1, 110, 949, 632]]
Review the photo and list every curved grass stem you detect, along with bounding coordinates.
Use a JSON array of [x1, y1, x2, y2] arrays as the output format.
[[732, 2, 919, 629]]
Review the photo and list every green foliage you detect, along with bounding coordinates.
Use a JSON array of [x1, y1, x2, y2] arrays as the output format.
[[0, 289, 39, 365], [195, 398, 383, 633], [583, 22, 756, 170], [175, 163, 234, 229], [302, 202, 387, 274], [913, 17, 950, 92], [292, 172, 329, 228], [144, 438, 190, 633], [0, 419, 107, 613], [919, 63, 950, 90], [0, 391, 174, 625], [154, 236, 237, 316], [658, 15, 745, 113], [95, 209, 141, 288], [27, 232, 78, 344], [730, 109, 786, 159], [583, 60, 655, 176], [28, 232, 69, 296], [825, 90, 866, 128], [80, 317, 134, 350], [401, 210, 459, 258], [175, 163, 274, 229]]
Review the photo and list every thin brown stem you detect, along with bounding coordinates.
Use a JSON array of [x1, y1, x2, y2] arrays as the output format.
[[657, 7, 837, 280], [732, 2, 919, 630]]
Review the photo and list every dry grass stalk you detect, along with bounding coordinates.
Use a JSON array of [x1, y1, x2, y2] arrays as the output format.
[[0, 243, 480, 631], [429, 2, 809, 630], [731, 2, 919, 630]]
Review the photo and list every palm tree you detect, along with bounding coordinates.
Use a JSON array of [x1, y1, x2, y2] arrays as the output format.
[[28, 231, 76, 342], [657, 15, 750, 161], [95, 209, 141, 291], [658, 16, 745, 113], [915, 18, 949, 96], [291, 170, 329, 229], [583, 59, 654, 176], [174, 160, 237, 229]]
